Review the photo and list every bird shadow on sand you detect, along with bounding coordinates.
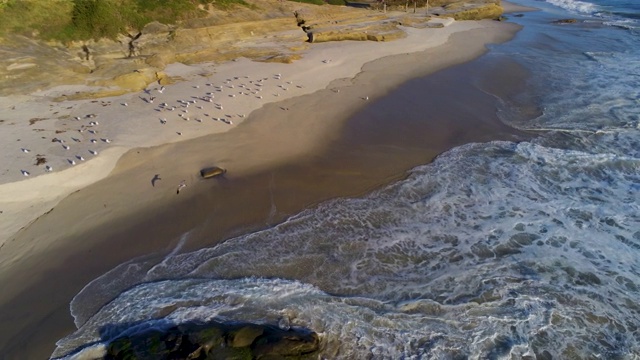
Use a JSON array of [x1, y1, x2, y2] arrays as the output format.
[[151, 174, 162, 187]]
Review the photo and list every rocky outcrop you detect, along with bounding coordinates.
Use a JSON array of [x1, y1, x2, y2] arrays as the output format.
[[447, 3, 504, 21], [552, 18, 578, 24], [104, 321, 320, 360]]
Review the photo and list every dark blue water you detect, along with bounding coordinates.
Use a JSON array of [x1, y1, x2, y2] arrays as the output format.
[[53, 0, 640, 358]]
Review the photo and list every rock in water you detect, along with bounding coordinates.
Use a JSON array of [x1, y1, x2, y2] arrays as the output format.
[[103, 320, 320, 360]]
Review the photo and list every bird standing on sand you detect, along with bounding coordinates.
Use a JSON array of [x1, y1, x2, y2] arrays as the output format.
[[177, 180, 186, 194]]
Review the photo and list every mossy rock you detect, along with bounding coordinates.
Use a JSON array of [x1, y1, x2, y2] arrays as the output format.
[[103, 321, 320, 360]]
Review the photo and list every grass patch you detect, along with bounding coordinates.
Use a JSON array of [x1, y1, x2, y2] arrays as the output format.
[[0, 0, 73, 37], [0, 0, 252, 41], [288, 0, 325, 5]]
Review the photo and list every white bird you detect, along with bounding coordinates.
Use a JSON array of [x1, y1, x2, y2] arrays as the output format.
[[76, 155, 85, 161], [89, 121, 98, 125], [74, 116, 81, 121], [122, 102, 128, 106], [160, 118, 167, 124], [176, 180, 186, 194], [68, 159, 76, 165], [90, 139, 97, 143], [62, 144, 70, 150], [21, 170, 30, 176], [102, 138, 111, 143], [45, 165, 53, 172], [88, 130, 97, 134], [89, 150, 98, 155], [21, 148, 30, 153], [230, 94, 236, 98], [364, 96, 369, 100]]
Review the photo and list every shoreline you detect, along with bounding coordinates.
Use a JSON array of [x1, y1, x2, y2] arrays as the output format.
[[1, 18, 497, 250], [0, 18, 527, 359]]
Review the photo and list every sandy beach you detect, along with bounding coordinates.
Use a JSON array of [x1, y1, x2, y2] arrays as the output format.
[[0, 4, 537, 358]]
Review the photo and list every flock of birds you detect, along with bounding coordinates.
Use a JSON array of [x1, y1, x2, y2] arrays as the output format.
[[16, 72, 298, 177], [16, 62, 368, 179]]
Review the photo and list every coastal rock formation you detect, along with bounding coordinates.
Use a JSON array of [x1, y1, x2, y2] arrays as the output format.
[[552, 18, 579, 24], [0, 0, 503, 98], [446, 3, 504, 21], [103, 321, 320, 360]]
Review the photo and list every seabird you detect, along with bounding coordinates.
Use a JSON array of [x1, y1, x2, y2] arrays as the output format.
[[151, 174, 161, 187], [102, 138, 111, 143], [177, 180, 186, 194], [74, 116, 81, 121], [62, 144, 70, 150], [122, 102, 128, 106], [89, 150, 98, 155], [76, 155, 85, 161], [45, 165, 53, 172], [21, 170, 30, 176], [88, 129, 97, 134], [177, 132, 182, 136], [160, 118, 167, 124], [90, 139, 97, 143], [21, 148, 30, 153], [68, 159, 76, 165]]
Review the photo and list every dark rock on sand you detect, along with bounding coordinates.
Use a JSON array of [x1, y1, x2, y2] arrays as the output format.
[[104, 321, 320, 360], [200, 166, 227, 179]]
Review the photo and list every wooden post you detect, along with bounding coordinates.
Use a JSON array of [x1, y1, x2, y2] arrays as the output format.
[[426, 0, 429, 16], [413, 0, 416, 13]]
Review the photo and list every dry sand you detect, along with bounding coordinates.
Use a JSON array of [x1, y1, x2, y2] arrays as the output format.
[[0, 15, 527, 359]]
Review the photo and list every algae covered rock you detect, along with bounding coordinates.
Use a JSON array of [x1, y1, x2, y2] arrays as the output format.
[[103, 320, 320, 360]]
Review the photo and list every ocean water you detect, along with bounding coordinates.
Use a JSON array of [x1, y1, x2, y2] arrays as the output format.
[[52, 0, 640, 358]]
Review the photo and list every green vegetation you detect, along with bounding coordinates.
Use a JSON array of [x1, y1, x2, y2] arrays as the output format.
[[0, 0, 252, 41], [0, 0, 73, 37]]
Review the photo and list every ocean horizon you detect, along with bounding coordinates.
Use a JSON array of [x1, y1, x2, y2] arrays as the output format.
[[53, 0, 640, 358]]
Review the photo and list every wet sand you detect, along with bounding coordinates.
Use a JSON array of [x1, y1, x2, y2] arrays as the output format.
[[0, 23, 531, 359]]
